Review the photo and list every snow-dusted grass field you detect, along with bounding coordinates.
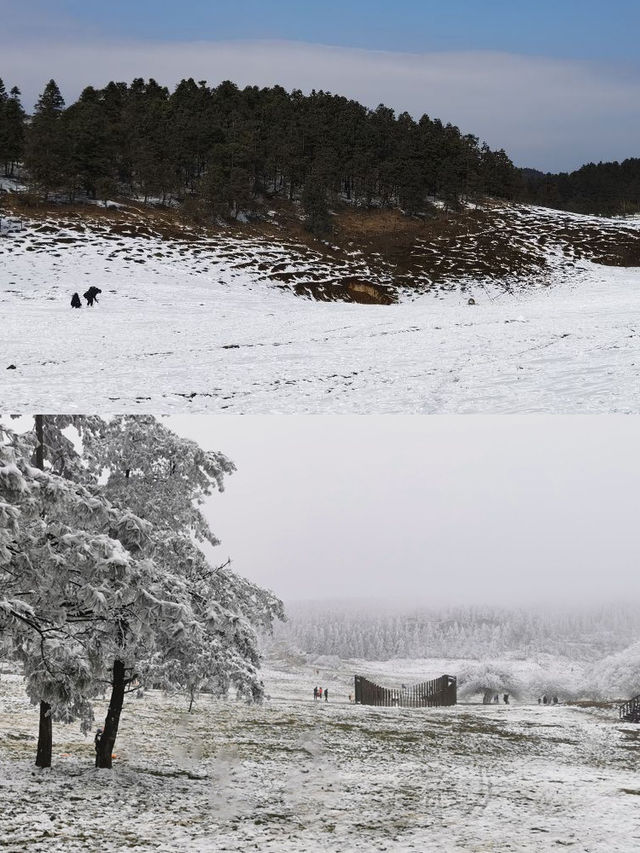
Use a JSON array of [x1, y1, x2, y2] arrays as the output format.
[[1, 659, 638, 852], [2, 204, 639, 413]]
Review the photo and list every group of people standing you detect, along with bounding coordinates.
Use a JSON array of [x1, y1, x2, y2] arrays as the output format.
[[539, 695, 559, 705], [313, 685, 329, 702]]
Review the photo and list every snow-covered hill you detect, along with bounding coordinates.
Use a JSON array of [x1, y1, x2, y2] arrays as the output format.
[[1, 201, 639, 413]]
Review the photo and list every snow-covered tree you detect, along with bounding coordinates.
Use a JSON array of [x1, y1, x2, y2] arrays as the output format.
[[146, 559, 276, 710], [56, 417, 284, 701], [11, 415, 285, 767], [527, 658, 583, 703], [457, 661, 523, 704], [0, 422, 152, 765], [588, 641, 640, 700], [271, 599, 640, 664]]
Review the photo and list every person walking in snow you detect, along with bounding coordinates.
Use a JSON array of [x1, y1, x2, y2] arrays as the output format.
[[71, 292, 82, 308], [313, 686, 318, 701], [318, 687, 323, 700], [84, 286, 102, 307], [503, 694, 509, 704], [324, 688, 329, 702]]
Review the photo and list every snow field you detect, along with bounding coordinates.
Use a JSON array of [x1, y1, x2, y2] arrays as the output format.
[[1, 659, 639, 852], [1, 205, 640, 413]]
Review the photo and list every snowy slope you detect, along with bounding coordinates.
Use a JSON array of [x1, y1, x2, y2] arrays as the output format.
[[1, 659, 638, 853], [1, 203, 639, 413]]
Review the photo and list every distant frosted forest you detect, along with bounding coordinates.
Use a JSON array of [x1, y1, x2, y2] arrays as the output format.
[[270, 602, 640, 662]]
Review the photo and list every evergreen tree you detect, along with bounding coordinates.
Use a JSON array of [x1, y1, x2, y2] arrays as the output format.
[[302, 171, 331, 235], [15, 74, 526, 211], [25, 79, 67, 196], [395, 112, 428, 214], [5, 87, 26, 176], [63, 87, 114, 199], [1, 416, 284, 771], [0, 420, 154, 766], [0, 79, 7, 172], [0, 83, 25, 176], [121, 78, 174, 202], [521, 157, 640, 215], [480, 145, 520, 200]]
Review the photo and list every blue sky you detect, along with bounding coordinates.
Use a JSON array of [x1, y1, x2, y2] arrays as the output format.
[[3, 0, 640, 171], [53, 0, 640, 64]]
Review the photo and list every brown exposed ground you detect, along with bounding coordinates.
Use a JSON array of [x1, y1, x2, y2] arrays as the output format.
[[2, 193, 639, 304]]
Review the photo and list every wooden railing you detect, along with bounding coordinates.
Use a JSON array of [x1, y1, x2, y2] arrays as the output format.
[[619, 694, 640, 722], [354, 674, 457, 707]]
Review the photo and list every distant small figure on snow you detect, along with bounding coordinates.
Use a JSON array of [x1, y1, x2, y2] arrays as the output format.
[[94, 727, 103, 753], [324, 688, 329, 702], [494, 694, 499, 703], [503, 694, 510, 704], [84, 286, 102, 307], [542, 694, 548, 705], [552, 696, 559, 705], [318, 687, 323, 700], [468, 297, 476, 306], [71, 292, 82, 309], [313, 686, 318, 701]]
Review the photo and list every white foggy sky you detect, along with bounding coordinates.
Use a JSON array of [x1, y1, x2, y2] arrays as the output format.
[[166, 416, 640, 608]]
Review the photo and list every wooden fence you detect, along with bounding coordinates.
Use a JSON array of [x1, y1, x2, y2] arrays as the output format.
[[620, 694, 640, 722], [354, 674, 457, 707]]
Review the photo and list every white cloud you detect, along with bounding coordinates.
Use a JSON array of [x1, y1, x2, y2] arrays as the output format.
[[3, 37, 639, 170]]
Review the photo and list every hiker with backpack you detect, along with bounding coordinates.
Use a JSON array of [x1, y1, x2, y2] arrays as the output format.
[[84, 286, 102, 307]]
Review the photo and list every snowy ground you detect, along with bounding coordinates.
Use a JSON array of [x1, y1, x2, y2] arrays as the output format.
[[1, 658, 639, 852], [1, 204, 639, 413]]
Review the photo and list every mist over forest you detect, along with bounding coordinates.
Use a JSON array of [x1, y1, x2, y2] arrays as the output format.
[[270, 600, 640, 662]]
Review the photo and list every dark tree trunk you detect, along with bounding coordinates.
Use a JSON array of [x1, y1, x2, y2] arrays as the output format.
[[35, 701, 52, 768], [96, 660, 126, 769], [35, 414, 44, 469], [34, 416, 52, 768]]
